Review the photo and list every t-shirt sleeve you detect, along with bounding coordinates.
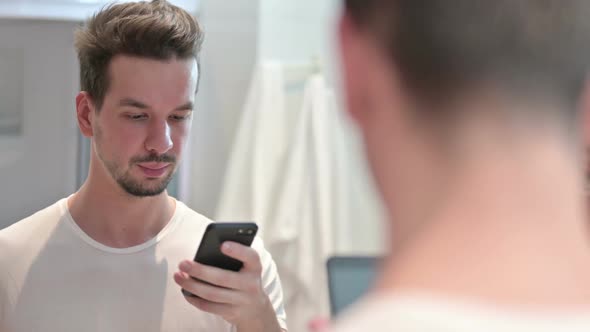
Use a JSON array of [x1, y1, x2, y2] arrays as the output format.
[[252, 236, 288, 331], [0, 272, 6, 328], [0, 254, 16, 329]]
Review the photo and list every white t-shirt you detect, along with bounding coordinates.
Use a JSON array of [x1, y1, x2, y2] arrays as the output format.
[[0, 197, 287, 332], [330, 294, 590, 332]]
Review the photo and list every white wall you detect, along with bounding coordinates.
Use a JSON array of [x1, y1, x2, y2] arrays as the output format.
[[0, 19, 80, 227], [258, 0, 341, 84], [258, 1, 339, 60], [186, 0, 259, 216]]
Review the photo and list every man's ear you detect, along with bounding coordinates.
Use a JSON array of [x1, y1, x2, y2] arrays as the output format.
[[338, 12, 370, 126], [76, 92, 96, 138], [578, 80, 590, 180]]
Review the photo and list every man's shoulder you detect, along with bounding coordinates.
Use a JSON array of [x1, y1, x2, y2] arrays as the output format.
[[330, 294, 590, 332], [0, 199, 65, 254], [175, 200, 213, 227]]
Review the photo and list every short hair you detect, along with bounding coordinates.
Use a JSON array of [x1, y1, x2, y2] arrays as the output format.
[[75, 0, 204, 110], [345, 0, 590, 119]]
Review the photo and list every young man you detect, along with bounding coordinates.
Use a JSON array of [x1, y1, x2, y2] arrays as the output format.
[[332, 0, 590, 331], [0, 1, 286, 331]]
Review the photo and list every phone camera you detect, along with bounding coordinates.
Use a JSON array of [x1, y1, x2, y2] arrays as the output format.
[[247, 229, 254, 235], [237, 229, 245, 234]]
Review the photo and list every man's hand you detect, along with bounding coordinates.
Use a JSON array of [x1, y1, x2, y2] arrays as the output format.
[[308, 317, 330, 332], [174, 241, 283, 332]]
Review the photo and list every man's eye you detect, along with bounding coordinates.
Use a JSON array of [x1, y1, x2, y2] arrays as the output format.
[[171, 114, 191, 121], [127, 114, 147, 120]]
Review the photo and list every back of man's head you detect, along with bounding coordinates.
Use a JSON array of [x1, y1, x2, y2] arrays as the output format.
[[345, 0, 590, 125]]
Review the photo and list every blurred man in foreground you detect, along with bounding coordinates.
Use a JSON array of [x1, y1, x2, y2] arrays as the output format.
[[330, 0, 590, 330]]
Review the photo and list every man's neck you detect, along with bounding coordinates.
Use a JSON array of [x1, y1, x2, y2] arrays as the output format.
[[68, 173, 176, 249], [379, 135, 590, 308]]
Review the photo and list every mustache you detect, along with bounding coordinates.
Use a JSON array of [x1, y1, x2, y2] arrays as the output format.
[[131, 153, 176, 164]]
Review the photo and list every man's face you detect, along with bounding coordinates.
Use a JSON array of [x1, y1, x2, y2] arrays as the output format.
[[91, 55, 198, 197]]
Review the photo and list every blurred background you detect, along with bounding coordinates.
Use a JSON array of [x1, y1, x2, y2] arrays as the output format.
[[0, 1, 385, 330]]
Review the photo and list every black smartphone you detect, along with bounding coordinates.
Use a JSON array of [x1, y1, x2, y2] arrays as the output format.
[[182, 222, 258, 297]]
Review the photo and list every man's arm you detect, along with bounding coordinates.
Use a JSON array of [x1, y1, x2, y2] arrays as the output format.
[[174, 241, 285, 332]]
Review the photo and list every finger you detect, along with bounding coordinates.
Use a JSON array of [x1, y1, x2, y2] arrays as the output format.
[[220, 242, 262, 273], [174, 272, 240, 304], [178, 260, 242, 290], [308, 317, 331, 332], [185, 293, 237, 320]]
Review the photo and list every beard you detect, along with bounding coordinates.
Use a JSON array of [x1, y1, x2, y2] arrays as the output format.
[[94, 127, 177, 197], [104, 153, 176, 197]]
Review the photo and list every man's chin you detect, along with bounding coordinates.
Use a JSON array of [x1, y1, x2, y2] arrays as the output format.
[[125, 186, 168, 197], [118, 179, 170, 197]]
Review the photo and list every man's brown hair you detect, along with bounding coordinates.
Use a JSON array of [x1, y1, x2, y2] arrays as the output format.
[[345, 0, 590, 119], [75, 0, 204, 110]]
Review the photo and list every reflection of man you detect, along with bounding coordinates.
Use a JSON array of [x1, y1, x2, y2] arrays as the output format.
[[331, 0, 590, 330], [0, 1, 286, 331]]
